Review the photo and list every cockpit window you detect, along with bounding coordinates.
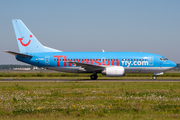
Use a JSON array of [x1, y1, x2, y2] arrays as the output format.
[[159, 58, 168, 61]]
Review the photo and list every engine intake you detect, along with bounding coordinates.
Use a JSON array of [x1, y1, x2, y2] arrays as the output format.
[[102, 66, 125, 77]]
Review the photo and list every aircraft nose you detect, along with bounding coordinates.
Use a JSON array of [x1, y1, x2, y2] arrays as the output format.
[[170, 61, 177, 68]]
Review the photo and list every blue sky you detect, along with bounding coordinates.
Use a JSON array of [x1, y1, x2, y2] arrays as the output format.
[[0, 0, 180, 64]]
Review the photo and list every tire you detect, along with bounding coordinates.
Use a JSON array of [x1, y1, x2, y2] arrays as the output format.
[[90, 74, 98, 80], [152, 76, 156, 80]]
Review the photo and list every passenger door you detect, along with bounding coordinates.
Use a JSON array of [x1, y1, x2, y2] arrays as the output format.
[[45, 56, 50, 65], [148, 56, 154, 66]]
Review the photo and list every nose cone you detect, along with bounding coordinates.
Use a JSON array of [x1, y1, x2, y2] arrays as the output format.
[[170, 61, 177, 68]]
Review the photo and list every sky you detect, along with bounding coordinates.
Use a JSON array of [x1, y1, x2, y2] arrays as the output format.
[[0, 0, 180, 64]]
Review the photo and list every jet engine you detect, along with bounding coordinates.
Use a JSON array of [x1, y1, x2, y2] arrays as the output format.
[[102, 66, 125, 77]]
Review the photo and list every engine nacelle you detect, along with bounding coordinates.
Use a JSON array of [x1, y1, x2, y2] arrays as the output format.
[[102, 66, 125, 77]]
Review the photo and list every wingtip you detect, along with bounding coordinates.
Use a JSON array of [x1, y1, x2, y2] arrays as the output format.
[[4, 50, 9, 53]]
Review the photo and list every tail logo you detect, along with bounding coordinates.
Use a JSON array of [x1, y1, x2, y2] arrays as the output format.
[[18, 35, 32, 47]]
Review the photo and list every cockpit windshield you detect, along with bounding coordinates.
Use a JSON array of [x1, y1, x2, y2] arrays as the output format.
[[159, 58, 168, 61]]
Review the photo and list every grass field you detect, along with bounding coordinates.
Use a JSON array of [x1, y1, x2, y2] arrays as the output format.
[[0, 82, 180, 120], [1, 72, 180, 80]]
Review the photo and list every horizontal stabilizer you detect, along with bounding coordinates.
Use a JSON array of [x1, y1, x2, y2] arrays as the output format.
[[4, 50, 33, 58]]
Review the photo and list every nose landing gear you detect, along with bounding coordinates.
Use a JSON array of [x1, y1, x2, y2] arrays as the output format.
[[152, 75, 156, 80], [152, 72, 163, 80]]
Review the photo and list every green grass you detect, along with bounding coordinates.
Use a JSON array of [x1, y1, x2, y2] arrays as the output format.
[[0, 72, 180, 80], [0, 82, 180, 119]]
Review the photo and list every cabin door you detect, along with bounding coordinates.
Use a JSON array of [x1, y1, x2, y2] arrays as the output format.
[[148, 56, 154, 66], [45, 56, 50, 65]]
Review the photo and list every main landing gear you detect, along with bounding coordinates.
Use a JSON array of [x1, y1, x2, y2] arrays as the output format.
[[90, 74, 98, 80]]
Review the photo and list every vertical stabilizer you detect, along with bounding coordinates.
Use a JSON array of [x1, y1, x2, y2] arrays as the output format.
[[12, 19, 61, 53]]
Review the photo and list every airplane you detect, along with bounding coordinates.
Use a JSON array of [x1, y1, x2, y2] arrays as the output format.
[[5, 19, 177, 80]]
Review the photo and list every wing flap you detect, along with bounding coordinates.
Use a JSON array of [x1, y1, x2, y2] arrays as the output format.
[[4, 50, 33, 58]]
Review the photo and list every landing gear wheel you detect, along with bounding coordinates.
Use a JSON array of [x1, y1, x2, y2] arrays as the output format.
[[90, 74, 98, 80], [152, 76, 156, 80]]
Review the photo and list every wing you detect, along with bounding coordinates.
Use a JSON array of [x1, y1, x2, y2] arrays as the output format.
[[67, 61, 105, 71], [4, 50, 33, 58]]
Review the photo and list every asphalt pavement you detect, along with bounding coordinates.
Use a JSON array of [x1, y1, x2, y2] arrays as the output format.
[[0, 79, 180, 82]]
